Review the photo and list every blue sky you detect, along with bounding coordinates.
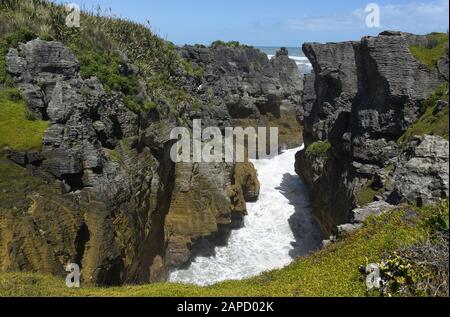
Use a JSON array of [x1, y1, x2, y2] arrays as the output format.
[[53, 0, 449, 46]]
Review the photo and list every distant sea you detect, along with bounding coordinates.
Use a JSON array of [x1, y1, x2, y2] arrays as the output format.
[[256, 46, 312, 74]]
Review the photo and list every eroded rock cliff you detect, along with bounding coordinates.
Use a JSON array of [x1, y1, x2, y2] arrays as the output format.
[[0, 38, 301, 284], [296, 31, 449, 236], [180, 44, 304, 148]]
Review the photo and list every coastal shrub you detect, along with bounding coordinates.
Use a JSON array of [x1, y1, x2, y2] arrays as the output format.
[[211, 40, 247, 49], [410, 32, 449, 70], [0, 88, 49, 151], [362, 201, 449, 297], [180, 59, 205, 80], [77, 49, 140, 95], [211, 40, 227, 48], [399, 82, 449, 144], [306, 141, 331, 159], [425, 200, 450, 232]]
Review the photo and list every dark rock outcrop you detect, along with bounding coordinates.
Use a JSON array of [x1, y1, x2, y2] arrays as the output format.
[[295, 32, 449, 236], [180, 45, 304, 148]]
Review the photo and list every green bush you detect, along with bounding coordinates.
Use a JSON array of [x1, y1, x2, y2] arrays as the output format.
[[181, 59, 204, 80], [306, 141, 331, 159], [143, 101, 157, 111]]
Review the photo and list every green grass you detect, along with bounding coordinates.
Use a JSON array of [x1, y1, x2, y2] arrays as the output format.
[[1, 202, 444, 297], [306, 141, 331, 159], [357, 180, 385, 206], [0, 88, 49, 152], [410, 32, 449, 70], [399, 82, 449, 144]]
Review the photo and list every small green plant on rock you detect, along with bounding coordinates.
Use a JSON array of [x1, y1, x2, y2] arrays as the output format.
[[306, 141, 331, 159]]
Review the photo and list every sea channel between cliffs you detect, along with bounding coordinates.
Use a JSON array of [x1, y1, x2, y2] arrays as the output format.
[[169, 146, 323, 285]]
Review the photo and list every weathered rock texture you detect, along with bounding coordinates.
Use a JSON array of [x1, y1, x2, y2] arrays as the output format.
[[1, 40, 301, 284], [180, 45, 304, 148], [295, 32, 449, 236]]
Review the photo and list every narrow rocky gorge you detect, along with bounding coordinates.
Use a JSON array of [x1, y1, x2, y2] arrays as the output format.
[[0, 6, 448, 288], [0, 38, 302, 285]]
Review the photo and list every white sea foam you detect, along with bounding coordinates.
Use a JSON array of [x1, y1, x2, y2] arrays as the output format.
[[168, 147, 322, 286], [268, 54, 309, 62], [267, 54, 312, 74]]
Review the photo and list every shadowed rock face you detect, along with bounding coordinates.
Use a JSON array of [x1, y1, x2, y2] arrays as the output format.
[[1, 40, 300, 285], [295, 32, 449, 236]]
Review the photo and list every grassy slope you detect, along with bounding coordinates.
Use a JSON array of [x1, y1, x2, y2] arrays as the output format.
[[404, 32, 449, 144], [1, 202, 444, 297], [0, 88, 49, 151], [410, 32, 449, 70], [399, 82, 449, 145]]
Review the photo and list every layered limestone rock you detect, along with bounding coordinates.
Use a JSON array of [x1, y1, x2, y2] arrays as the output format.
[[295, 31, 449, 236], [164, 161, 260, 269], [180, 45, 304, 148], [2, 39, 179, 285], [386, 135, 449, 206], [1, 39, 301, 285]]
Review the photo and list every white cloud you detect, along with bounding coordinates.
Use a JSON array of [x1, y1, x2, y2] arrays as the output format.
[[284, 0, 449, 33]]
